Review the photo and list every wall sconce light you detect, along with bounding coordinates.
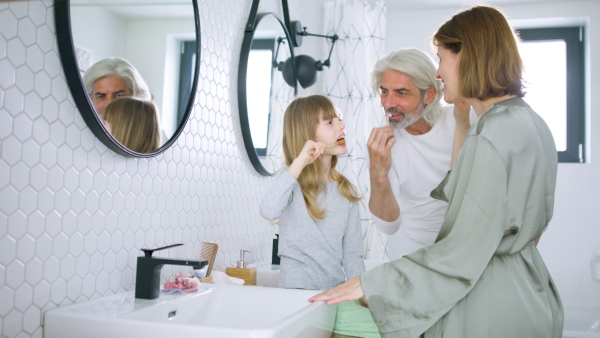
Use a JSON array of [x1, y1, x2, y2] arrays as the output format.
[[272, 20, 339, 89]]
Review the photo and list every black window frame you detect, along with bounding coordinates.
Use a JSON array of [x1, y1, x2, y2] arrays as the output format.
[[517, 26, 586, 163]]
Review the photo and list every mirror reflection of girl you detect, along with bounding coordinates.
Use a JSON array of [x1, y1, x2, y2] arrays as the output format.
[[259, 94, 365, 291], [101, 97, 161, 153]]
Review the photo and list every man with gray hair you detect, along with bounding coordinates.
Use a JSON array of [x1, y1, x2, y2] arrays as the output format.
[[83, 57, 151, 114], [368, 48, 473, 259]]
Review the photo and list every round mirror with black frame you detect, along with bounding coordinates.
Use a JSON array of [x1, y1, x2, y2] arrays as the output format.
[[238, 12, 297, 176], [54, 0, 200, 158]]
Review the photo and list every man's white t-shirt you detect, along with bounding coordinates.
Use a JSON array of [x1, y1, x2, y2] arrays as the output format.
[[371, 105, 475, 259]]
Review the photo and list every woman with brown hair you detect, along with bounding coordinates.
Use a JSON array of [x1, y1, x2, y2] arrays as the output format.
[[102, 97, 161, 153], [310, 5, 563, 337]]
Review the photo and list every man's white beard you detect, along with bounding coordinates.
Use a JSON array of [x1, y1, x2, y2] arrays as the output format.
[[388, 99, 426, 130]]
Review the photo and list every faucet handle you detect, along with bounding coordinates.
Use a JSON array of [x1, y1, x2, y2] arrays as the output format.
[[140, 243, 183, 257]]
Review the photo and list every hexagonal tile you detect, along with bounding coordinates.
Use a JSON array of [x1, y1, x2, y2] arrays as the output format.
[[0, 286, 15, 317], [17, 17, 36, 46], [32, 280, 50, 308], [52, 233, 69, 259], [0, 160, 9, 189], [93, 271, 110, 297], [43, 256, 59, 283], [5, 259, 25, 289], [67, 276, 82, 302], [2, 309, 22, 338], [31, 116, 50, 145], [22, 306, 41, 335], [18, 187, 37, 215], [59, 254, 75, 280], [16, 234, 35, 263], [43, 49, 60, 79], [25, 45, 43, 73], [15, 65, 34, 94], [81, 274, 95, 298], [27, 0, 47, 26], [26, 210, 44, 238], [0, 10, 18, 40], [36, 26, 54, 53], [25, 257, 43, 286], [39, 143, 57, 168], [34, 234, 52, 261], [42, 211, 61, 239], [50, 278, 67, 305], [0, 185, 19, 215], [29, 164, 47, 192], [53, 188, 70, 214], [14, 283, 33, 312], [6, 37, 26, 67], [69, 232, 84, 258], [21, 139, 41, 167], [10, 161, 29, 191], [4, 86, 24, 115]]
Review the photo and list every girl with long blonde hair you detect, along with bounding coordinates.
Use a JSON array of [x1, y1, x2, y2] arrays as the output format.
[[259, 95, 365, 290]]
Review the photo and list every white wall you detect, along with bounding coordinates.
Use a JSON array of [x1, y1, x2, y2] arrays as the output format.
[[0, 0, 325, 337], [387, 0, 600, 308]]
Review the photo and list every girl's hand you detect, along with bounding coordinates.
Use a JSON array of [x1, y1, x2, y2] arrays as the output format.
[[308, 276, 366, 305], [300, 140, 327, 164], [287, 140, 326, 179]]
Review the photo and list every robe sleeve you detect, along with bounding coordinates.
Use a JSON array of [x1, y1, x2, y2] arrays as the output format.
[[360, 136, 509, 337]]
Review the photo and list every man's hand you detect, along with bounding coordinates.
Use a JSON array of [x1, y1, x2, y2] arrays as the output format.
[[367, 126, 395, 180]]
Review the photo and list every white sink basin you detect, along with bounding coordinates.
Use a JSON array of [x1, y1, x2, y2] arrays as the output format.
[[43, 284, 336, 338]]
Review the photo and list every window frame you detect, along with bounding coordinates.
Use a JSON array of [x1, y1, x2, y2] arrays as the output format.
[[517, 26, 586, 163]]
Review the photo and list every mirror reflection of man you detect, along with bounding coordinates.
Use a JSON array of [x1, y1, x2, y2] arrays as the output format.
[[83, 57, 151, 114]]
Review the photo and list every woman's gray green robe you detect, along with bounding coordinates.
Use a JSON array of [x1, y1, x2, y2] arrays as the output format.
[[361, 97, 564, 338]]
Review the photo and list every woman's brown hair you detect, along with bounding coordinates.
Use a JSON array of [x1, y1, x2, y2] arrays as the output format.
[[102, 97, 161, 153], [433, 5, 525, 100], [282, 95, 361, 220]]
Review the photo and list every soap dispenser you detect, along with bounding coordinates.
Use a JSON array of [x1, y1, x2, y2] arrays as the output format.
[[226, 249, 257, 285]]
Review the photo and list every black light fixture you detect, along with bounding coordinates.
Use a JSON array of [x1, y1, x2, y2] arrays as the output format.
[[272, 20, 339, 89]]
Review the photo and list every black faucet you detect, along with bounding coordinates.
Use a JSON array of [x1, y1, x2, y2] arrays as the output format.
[[135, 243, 208, 300]]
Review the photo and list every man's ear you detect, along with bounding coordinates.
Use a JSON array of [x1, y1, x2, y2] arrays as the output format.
[[424, 85, 437, 105]]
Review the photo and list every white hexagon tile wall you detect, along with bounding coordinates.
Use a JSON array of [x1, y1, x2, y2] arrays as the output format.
[[0, 0, 329, 336]]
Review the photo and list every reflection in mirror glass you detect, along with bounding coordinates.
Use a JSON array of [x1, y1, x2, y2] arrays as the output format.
[[243, 14, 295, 174], [69, 0, 197, 153], [248, 49, 273, 154]]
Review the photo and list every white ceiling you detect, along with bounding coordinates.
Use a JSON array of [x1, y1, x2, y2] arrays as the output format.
[[384, 0, 573, 11]]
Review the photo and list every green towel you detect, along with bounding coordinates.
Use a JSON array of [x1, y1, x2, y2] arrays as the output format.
[[333, 300, 381, 338]]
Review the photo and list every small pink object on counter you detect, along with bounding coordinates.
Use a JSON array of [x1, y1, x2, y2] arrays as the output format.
[[162, 272, 198, 293]]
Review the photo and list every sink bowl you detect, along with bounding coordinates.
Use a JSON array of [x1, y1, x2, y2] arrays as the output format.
[[43, 284, 336, 338]]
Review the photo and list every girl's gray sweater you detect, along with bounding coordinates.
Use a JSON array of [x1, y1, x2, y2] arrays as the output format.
[[259, 169, 365, 290]]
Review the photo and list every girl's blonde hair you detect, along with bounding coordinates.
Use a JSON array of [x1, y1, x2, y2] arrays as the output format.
[[282, 95, 361, 220], [102, 97, 161, 153], [433, 5, 525, 100]]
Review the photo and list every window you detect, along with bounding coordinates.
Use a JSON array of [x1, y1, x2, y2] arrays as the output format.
[[517, 27, 585, 163]]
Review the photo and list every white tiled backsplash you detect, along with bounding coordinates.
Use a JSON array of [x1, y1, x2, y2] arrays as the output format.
[[0, 0, 323, 336]]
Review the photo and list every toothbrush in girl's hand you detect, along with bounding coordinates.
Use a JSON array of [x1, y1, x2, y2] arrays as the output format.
[[308, 139, 346, 155]]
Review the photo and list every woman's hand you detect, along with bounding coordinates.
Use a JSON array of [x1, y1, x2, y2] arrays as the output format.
[[287, 140, 326, 179], [308, 276, 366, 305]]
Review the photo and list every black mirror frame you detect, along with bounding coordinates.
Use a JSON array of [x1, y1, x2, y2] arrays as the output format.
[[238, 11, 297, 176], [53, 0, 201, 158]]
